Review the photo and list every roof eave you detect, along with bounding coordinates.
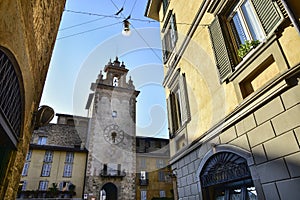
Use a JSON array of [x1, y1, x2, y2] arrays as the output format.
[[144, 0, 161, 21]]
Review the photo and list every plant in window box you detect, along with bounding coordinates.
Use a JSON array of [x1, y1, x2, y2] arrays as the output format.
[[237, 40, 260, 58]]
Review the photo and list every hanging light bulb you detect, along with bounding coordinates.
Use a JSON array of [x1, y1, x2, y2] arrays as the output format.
[[122, 20, 131, 36]]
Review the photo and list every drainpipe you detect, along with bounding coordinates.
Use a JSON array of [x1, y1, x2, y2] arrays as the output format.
[[280, 0, 300, 35]]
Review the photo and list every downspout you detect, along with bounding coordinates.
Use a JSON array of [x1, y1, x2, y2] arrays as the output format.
[[280, 0, 300, 35]]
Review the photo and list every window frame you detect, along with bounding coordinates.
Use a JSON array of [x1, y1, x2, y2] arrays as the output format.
[[37, 136, 47, 145], [162, 10, 178, 64], [65, 152, 74, 163], [208, 0, 285, 82], [63, 164, 73, 177], [44, 151, 53, 162], [156, 159, 165, 169], [166, 71, 190, 138], [38, 180, 49, 191], [21, 162, 30, 176], [41, 163, 52, 177], [141, 190, 147, 200], [158, 171, 165, 182], [160, 190, 166, 198], [21, 180, 27, 191]]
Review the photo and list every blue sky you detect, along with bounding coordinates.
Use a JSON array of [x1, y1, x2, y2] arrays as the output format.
[[40, 0, 169, 138]]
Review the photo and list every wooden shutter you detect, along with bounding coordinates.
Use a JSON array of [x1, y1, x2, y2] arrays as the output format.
[[166, 96, 174, 137], [209, 16, 234, 82], [171, 14, 178, 47], [252, 0, 284, 35], [179, 73, 190, 125]]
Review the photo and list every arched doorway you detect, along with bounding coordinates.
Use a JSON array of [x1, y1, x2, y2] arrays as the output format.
[[200, 151, 257, 200], [0, 47, 24, 186], [100, 182, 118, 200]]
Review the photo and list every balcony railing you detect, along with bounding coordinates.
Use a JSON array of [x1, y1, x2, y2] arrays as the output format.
[[100, 170, 126, 178], [139, 179, 149, 186]]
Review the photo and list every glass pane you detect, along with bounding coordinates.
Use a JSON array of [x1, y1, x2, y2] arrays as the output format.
[[232, 12, 250, 45], [247, 187, 258, 200], [229, 188, 242, 200], [241, 0, 264, 41]]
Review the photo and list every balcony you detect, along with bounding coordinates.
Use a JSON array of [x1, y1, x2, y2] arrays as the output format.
[[139, 179, 149, 186], [100, 170, 126, 178]]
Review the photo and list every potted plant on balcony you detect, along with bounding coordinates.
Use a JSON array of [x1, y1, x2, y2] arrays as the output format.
[[237, 40, 260, 58]]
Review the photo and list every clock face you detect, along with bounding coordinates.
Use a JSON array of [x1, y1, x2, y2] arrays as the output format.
[[103, 124, 124, 144]]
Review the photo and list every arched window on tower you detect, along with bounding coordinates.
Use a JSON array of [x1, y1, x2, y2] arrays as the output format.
[[113, 76, 119, 86]]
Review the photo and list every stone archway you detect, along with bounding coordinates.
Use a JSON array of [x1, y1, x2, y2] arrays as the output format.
[[196, 144, 265, 200], [100, 182, 118, 200], [0, 47, 24, 185]]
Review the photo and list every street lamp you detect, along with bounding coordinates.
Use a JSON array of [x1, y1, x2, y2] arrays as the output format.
[[122, 20, 131, 36]]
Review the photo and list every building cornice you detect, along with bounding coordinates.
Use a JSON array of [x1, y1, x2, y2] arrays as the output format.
[[30, 144, 88, 153]]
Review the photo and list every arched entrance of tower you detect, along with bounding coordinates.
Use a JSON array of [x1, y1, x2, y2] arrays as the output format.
[[100, 182, 118, 200]]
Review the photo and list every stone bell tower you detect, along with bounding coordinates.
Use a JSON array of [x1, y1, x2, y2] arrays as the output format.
[[84, 57, 139, 200]]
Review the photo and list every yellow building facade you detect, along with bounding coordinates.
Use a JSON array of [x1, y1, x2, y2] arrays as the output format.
[[136, 137, 174, 200], [0, 0, 65, 199], [18, 114, 89, 199], [146, 0, 300, 199]]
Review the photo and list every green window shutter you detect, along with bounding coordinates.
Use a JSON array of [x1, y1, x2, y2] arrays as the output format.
[[179, 73, 190, 125], [252, 0, 284, 35], [209, 16, 234, 82]]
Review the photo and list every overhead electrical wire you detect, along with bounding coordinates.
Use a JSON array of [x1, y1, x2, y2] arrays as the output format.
[[59, 16, 107, 31], [56, 21, 123, 40], [64, 9, 156, 23], [130, 0, 138, 15], [130, 23, 162, 63]]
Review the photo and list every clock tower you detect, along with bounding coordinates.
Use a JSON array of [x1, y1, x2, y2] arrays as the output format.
[[85, 57, 139, 200]]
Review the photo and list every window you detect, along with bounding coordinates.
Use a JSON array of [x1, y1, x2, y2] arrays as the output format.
[[156, 159, 165, 169], [113, 76, 119, 86], [37, 136, 47, 145], [141, 190, 147, 200], [41, 163, 51, 177], [67, 119, 75, 126], [41, 151, 53, 176], [160, 190, 166, 197], [22, 150, 32, 176], [59, 181, 70, 191], [44, 151, 53, 162], [229, 0, 264, 48], [21, 181, 27, 191], [158, 171, 165, 182], [39, 181, 49, 191], [25, 150, 32, 161], [162, 0, 170, 16], [112, 110, 117, 118], [63, 164, 73, 177], [140, 171, 147, 180], [65, 152, 74, 163], [22, 162, 30, 176], [167, 71, 190, 138], [64, 152, 74, 177], [162, 11, 178, 63], [209, 0, 284, 82]]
